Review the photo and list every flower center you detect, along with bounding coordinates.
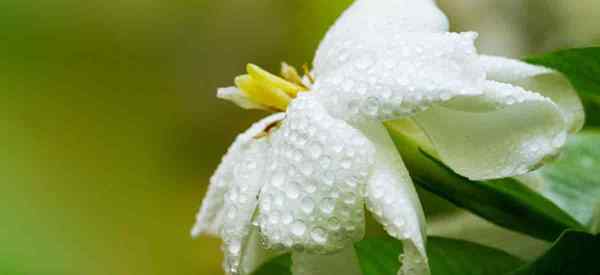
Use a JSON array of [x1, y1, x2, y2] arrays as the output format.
[[234, 63, 313, 111]]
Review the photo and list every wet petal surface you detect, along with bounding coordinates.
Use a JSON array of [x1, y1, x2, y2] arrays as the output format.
[[415, 81, 567, 180], [257, 94, 375, 253]]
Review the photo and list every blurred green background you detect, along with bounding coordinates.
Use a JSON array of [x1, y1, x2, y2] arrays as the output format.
[[1, 0, 599, 274]]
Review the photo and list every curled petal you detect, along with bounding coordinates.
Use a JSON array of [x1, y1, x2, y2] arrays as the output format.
[[414, 81, 568, 180], [358, 121, 429, 275], [257, 93, 375, 253], [480, 55, 585, 133], [291, 244, 362, 275], [191, 113, 285, 237]]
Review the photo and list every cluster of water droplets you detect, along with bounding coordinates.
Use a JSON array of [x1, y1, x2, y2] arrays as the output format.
[[481, 81, 566, 178], [313, 31, 486, 124], [478, 55, 553, 83], [219, 139, 270, 275], [191, 114, 285, 275], [256, 93, 375, 253], [193, 113, 286, 238]]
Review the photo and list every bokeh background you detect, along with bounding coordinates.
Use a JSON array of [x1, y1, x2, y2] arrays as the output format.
[[1, 0, 599, 274]]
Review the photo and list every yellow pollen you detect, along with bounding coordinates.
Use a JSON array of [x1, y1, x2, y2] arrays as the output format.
[[233, 63, 311, 111]]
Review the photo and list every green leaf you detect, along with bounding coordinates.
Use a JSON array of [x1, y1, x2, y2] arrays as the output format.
[[510, 230, 600, 275], [251, 237, 524, 275], [356, 237, 524, 275], [526, 47, 600, 126], [252, 232, 600, 275], [533, 130, 600, 233], [386, 123, 585, 241], [253, 253, 292, 275], [525, 47, 600, 98]]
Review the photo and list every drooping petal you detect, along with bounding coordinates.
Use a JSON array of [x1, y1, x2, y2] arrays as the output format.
[[191, 113, 285, 237], [479, 55, 585, 132], [357, 121, 430, 275], [257, 93, 375, 253], [219, 138, 271, 275], [237, 228, 281, 275], [414, 81, 568, 180], [291, 243, 362, 275]]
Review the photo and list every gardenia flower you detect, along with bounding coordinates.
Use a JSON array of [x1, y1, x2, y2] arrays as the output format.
[[191, 0, 584, 275]]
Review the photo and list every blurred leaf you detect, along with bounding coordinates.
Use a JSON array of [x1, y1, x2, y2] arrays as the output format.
[[387, 123, 584, 242], [510, 230, 600, 275], [525, 47, 600, 98], [532, 130, 600, 233], [525, 47, 600, 126], [252, 237, 524, 275], [253, 254, 292, 275], [356, 237, 524, 275]]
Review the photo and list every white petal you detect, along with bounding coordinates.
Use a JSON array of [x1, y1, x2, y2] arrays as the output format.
[[191, 113, 285, 236], [220, 138, 270, 275], [480, 55, 584, 132], [238, 229, 281, 275], [291, 243, 362, 275], [414, 81, 568, 180], [357, 121, 430, 275], [217, 87, 269, 110], [313, 31, 485, 122], [315, 0, 449, 76], [257, 93, 375, 253]]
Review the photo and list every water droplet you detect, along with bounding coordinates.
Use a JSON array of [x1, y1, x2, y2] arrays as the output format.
[[282, 213, 293, 225], [310, 227, 327, 244], [362, 97, 380, 117], [287, 181, 301, 199], [393, 218, 405, 228], [228, 240, 241, 255], [323, 171, 335, 186], [309, 143, 323, 159], [271, 172, 285, 187], [320, 156, 332, 169], [320, 198, 336, 215], [291, 221, 307, 237], [226, 206, 237, 220], [301, 196, 315, 214], [304, 182, 317, 193], [327, 217, 341, 231], [269, 211, 281, 224], [300, 162, 314, 176]]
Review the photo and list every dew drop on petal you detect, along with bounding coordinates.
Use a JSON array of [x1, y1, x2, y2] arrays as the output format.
[[287, 181, 300, 199], [301, 196, 315, 214], [291, 220, 307, 237], [319, 155, 332, 169], [310, 227, 327, 244], [271, 172, 285, 188], [304, 182, 317, 193], [282, 213, 293, 225], [319, 197, 336, 215], [327, 217, 341, 231], [309, 143, 323, 159], [228, 240, 241, 255]]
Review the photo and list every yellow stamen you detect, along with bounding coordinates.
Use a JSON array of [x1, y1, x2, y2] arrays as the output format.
[[281, 62, 305, 87], [302, 63, 315, 84], [235, 74, 291, 111], [227, 63, 312, 112], [247, 64, 307, 97]]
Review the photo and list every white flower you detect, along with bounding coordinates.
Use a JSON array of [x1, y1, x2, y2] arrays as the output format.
[[191, 1, 584, 275]]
